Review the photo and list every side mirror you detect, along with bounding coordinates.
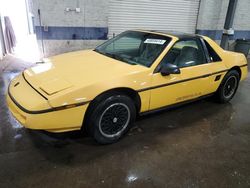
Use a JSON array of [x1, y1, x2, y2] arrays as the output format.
[[160, 63, 180, 76]]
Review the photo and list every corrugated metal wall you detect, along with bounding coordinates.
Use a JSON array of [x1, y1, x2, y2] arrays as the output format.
[[108, 0, 200, 37]]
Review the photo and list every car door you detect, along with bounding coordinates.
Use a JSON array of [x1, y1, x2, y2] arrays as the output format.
[[149, 38, 219, 110]]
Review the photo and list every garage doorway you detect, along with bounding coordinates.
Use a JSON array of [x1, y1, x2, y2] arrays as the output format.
[[0, 0, 39, 62], [108, 0, 200, 38]]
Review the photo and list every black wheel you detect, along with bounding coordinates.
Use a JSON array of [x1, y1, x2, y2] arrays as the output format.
[[86, 94, 136, 144], [216, 70, 240, 103]]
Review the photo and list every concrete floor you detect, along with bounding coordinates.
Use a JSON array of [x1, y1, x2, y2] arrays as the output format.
[[0, 57, 250, 188]]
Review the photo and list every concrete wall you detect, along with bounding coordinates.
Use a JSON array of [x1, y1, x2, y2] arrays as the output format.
[[32, 0, 250, 57], [32, 0, 108, 57], [196, 0, 250, 41]]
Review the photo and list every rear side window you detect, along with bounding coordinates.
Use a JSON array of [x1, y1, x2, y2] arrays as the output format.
[[204, 40, 222, 62]]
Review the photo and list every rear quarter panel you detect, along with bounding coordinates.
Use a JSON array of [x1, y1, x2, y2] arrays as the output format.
[[203, 36, 248, 81], [222, 51, 248, 81]]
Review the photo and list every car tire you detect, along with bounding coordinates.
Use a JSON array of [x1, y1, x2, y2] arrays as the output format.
[[86, 94, 136, 144], [215, 70, 240, 103]]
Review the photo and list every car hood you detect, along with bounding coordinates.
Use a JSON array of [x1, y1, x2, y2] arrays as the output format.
[[23, 50, 147, 96]]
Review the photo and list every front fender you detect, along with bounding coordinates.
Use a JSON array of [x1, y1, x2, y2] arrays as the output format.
[[47, 70, 152, 109]]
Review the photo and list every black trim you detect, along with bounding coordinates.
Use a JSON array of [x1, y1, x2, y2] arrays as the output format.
[[203, 39, 222, 62], [215, 75, 222, 81], [240, 64, 248, 68], [14, 82, 20, 87], [138, 69, 230, 92], [150, 30, 199, 39], [22, 72, 48, 100], [200, 38, 212, 63], [8, 84, 91, 114], [140, 93, 215, 116]]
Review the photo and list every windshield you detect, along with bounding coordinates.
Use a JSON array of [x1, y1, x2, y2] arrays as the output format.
[[94, 31, 171, 67]]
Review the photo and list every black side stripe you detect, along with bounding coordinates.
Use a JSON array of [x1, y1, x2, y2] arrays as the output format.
[[240, 64, 248, 68], [138, 64, 248, 93], [138, 69, 231, 92]]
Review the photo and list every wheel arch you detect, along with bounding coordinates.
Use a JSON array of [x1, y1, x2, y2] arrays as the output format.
[[229, 66, 242, 79], [217, 66, 241, 91], [82, 87, 141, 130]]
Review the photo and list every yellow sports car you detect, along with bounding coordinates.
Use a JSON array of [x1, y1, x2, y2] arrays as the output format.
[[7, 30, 248, 144]]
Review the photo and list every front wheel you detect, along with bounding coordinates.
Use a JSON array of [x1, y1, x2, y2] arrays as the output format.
[[87, 95, 136, 144], [216, 70, 240, 103]]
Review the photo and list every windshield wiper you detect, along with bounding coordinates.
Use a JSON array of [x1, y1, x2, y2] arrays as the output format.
[[94, 49, 114, 59], [111, 54, 137, 65], [94, 49, 105, 55]]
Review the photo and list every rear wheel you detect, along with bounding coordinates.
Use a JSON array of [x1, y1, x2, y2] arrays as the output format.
[[86, 95, 136, 144], [216, 70, 240, 103]]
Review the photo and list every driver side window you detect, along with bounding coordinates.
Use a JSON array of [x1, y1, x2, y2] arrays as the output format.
[[161, 39, 207, 68]]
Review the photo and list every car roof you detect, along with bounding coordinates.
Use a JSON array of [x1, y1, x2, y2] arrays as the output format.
[[149, 30, 200, 39]]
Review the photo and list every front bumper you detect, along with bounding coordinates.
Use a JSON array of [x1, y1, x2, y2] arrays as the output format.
[[6, 93, 89, 133]]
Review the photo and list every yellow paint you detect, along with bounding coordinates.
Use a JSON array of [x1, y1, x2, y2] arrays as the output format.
[[6, 30, 248, 132], [6, 94, 88, 132], [150, 62, 227, 109]]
